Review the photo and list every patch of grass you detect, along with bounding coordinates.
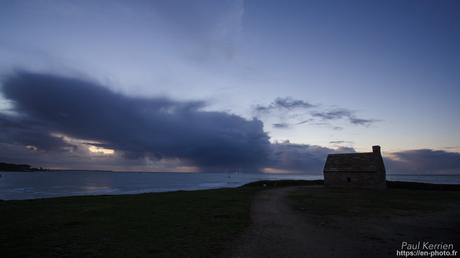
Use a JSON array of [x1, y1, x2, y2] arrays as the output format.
[[0, 188, 258, 258], [242, 179, 323, 188], [288, 186, 460, 218], [287, 185, 460, 252], [388, 181, 460, 191]]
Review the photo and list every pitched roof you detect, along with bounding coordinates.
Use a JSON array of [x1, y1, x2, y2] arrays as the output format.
[[324, 152, 382, 172]]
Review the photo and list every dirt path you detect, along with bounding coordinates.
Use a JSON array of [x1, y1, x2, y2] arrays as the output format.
[[223, 187, 365, 258], [223, 186, 460, 258]]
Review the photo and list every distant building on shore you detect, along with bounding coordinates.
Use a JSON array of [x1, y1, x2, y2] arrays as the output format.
[[323, 146, 386, 189]]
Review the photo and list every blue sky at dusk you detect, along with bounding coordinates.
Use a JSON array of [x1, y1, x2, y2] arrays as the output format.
[[0, 0, 459, 173]]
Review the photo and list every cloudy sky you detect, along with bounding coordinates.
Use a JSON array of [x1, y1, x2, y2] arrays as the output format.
[[0, 0, 459, 174]]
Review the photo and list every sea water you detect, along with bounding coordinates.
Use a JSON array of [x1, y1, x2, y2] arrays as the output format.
[[0, 171, 459, 200]]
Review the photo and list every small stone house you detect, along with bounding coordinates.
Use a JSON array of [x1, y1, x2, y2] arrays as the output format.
[[323, 146, 386, 189]]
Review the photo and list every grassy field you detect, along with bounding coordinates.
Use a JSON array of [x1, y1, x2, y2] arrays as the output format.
[[288, 185, 460, 217], [0, 188, 257, 258], [288, 186, 460, 256], [1, 181, 459, 258]]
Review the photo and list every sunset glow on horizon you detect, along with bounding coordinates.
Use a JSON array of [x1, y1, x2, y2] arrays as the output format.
[[88, 146, 115, 155]]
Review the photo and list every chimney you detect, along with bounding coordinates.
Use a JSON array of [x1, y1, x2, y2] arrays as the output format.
[[372, 145, 381, 155]]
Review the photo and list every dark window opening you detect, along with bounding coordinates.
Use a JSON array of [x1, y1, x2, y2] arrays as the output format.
[[347, 177, 351, 183]]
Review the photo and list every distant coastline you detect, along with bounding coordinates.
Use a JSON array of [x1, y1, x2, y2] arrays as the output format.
[[0, 162, 116, 173], [0, 162, 47, 172]]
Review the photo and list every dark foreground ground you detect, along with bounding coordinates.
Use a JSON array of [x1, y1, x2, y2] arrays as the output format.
[[0, 188, 256, 258], [1, 181, 459, 258], [287, 186, 460, 257]]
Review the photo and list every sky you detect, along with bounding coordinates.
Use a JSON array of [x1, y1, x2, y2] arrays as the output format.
[[0, 0, 459, 174]]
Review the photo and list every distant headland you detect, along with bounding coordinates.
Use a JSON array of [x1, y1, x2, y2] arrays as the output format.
[[0, 162, 47, 172]]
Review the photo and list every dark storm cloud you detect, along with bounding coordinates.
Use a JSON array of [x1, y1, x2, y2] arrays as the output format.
[[254, 97, 315, 114], [386, 149, 460, 174], [268, 141, 355, 173], [0, 113, 71, 151], [7, 72, 457, 175], [311, 109, 375, 126], [1, 71, 270, 170]]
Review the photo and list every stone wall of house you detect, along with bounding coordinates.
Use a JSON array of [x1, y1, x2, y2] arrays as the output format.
[[324, 171, 386, 189]]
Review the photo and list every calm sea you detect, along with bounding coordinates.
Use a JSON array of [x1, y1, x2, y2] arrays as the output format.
[[0, 171, 459, 200]]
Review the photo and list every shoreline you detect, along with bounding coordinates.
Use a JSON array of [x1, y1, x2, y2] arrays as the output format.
[[1, 180, 460, 202]]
